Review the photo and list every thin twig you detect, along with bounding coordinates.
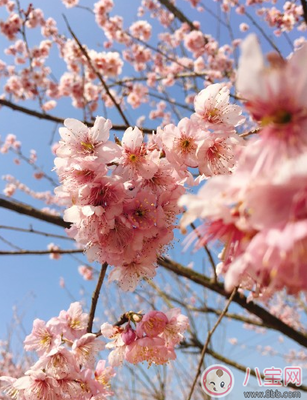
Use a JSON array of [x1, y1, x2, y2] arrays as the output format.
[[158, 257, 307, 348], [157, 0, 197, 31], [109, 71, 209, 88], [87, 262, 108, 333], [0, 234, 22, 251], [0, 225, 73, 240], [187, 288, 237, 400], [245, 11, 282, 57], [0, 249, 83, 255], [190, 222, 217, 282], [63, 15, 130, 127], [146, 281, 263, 327]]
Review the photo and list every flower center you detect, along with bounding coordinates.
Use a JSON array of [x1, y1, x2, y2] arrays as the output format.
[[81, 141, 95, 152], [129, 154, 138, 162], [261, 109, 292, 126]]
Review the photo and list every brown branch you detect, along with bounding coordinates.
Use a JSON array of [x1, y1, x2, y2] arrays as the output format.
[[147, 281, 263, 327], [87, 262, 108, 333], [158, 257, 307, 348], [110, 71, 209, 87], [245, 11, 282, 57], [0, 196, 69, 228], [191, 222, 217, 282], [240, 128, 260, 138], [0, 99, 154, 134], [0, 249, 82, 255], [157, 0, 197, 31], [63, 15, 130, 127], [300, 0, 307, 25], [94, 312, 130, 337], [187, 288, 237, 400], [0, 225, 73, 240], [124, 30, 207, 81], [0, 98, 64, 124]]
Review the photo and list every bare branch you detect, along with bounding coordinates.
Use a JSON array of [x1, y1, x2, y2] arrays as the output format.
[[300, 0, 307, 25], [0, 196, 69, 228], [187, 288, 237, 400], [63, 15, 130, 127], [0, 249, 82, 255], [109, 71, 208, 88], [245, 11, 282, 57], [87, 262, 108, 333], [0, 99, 154, 134], [157, 0, 198, 32], [158, 257, 307, 348], [0, 225, 73, 240], [191, 222, 217, 282], [147, 281, 263, 327]]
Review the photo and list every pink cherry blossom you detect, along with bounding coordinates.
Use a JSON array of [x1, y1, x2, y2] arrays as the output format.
[[62, 0, 79, 8], [196, 131, 242, 176], [57, 117, 118, 162], [115, 126, 158, 179], [72, 333, 105, 368], [159, 118, 200, 169], [136, 311, 168, 338], [24, 319, 55, 356], [236, 34, 307, 152], [108, 258, 157, 292], [94, 360, 116, 389], [192, 83, 245, 130], [13, 370, 59, 400], [55, 302, 89, 340], [160, 308, 190, 346], [126, 337, 176, 366]]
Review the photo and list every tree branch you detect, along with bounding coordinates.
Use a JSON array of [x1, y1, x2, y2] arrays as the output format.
[[0, 196, 69, 228], [158, 257, 307, 348], [0, 99, 154, 134], [109, 71, 208, 87], [0, 225, 73, 240], [147, 282, 263, 327], [87, 262, 108, 333], [187, 288, 237, 400], [63, 15, 130, 127], [0, 249, 82, 255], [300, 0, 307, 25], [157, 0, 197, 31]]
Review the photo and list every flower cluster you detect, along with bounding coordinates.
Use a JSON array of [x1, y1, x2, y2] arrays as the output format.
[[180, 35, 307, 298], [54, 89, 244, 291], [157, 83, 244, 178], [54, 117, 185, 291], [0, 302, 114, 400], [100, 308, 189, 367], [0, 304, 189, 399]]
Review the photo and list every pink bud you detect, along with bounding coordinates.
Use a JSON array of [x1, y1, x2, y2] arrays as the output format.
[[122, 324, 136, 345]]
